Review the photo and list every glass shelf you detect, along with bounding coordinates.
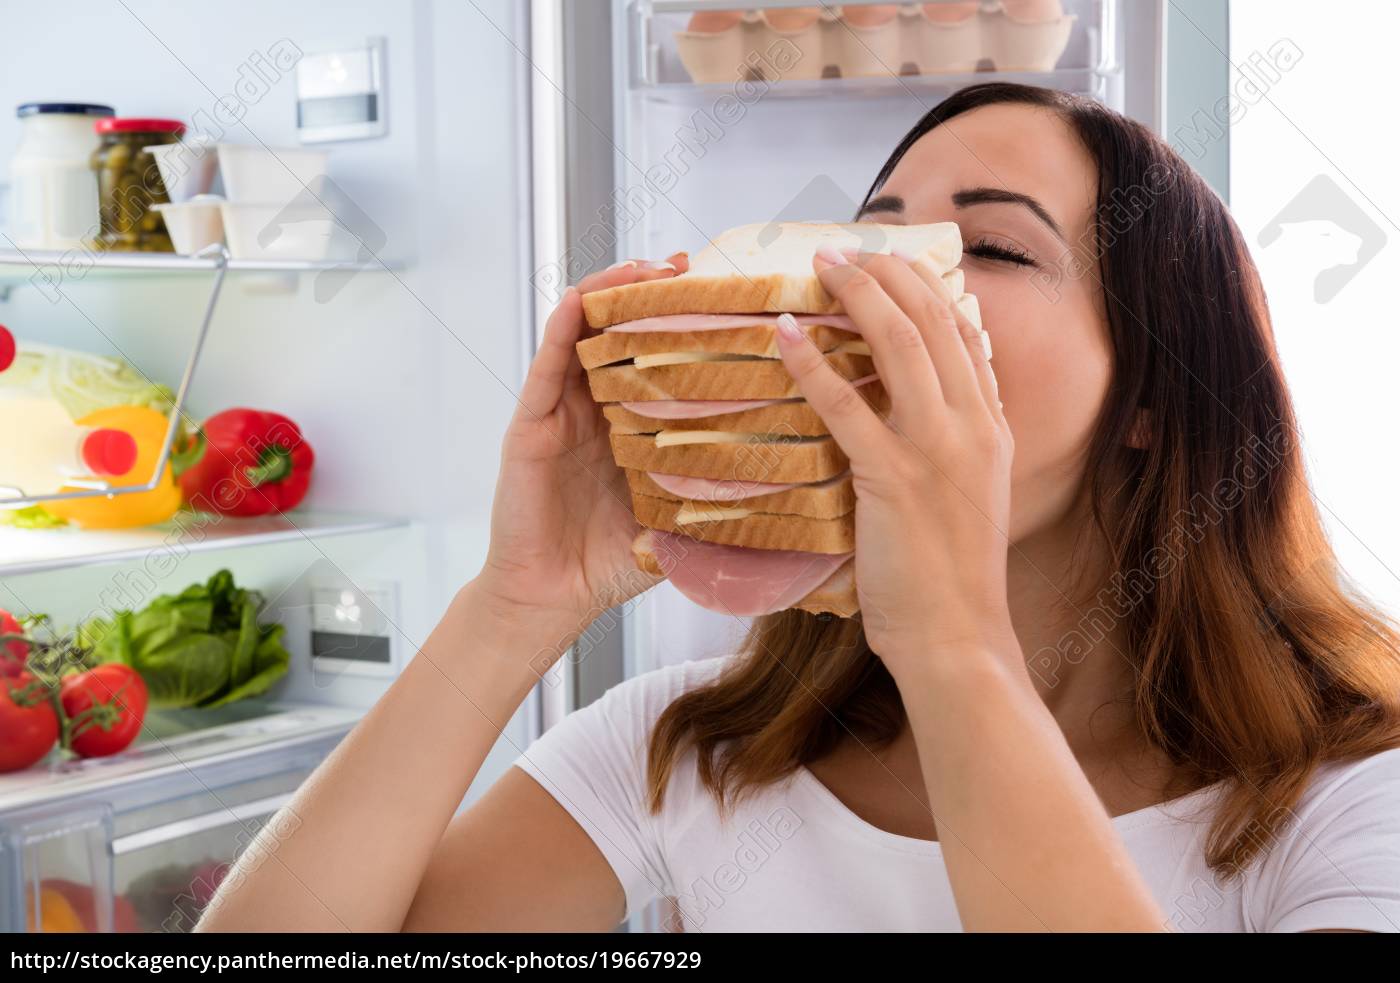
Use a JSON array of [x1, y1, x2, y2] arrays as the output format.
[[0, 702, 360, 811], [0, 509, 411, 576], [0, 247, 392, 286]]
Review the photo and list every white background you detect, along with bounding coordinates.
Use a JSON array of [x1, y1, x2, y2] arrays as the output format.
[[1230, 1, 1400, 618]]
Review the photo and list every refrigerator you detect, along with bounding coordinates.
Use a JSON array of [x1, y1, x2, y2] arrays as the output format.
[[531, 0, 1230, 933], [0, 0, 1226, 934]]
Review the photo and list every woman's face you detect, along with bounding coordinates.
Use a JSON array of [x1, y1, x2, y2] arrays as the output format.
[[859, 102, 1113, 545]]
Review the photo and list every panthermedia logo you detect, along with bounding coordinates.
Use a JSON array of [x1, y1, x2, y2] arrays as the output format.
[[1257, 174, 1385, 304]]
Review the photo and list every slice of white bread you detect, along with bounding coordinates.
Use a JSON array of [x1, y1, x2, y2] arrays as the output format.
[[631, 530, 857, 617], [587, 351, 874, 403], [610, 431, 848, 485], [582, 221, 962, 327], [631, 492, 855, 553]]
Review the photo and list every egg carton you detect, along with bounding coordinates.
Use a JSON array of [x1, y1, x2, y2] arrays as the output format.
[[674, 3, 1077, 83]]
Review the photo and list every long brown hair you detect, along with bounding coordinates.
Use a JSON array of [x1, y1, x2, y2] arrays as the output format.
[[645, 83, 1400, 877]]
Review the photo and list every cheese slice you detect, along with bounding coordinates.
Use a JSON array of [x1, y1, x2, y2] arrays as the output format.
[[674, 502, 756, 525], [653, 430, 821, 447]]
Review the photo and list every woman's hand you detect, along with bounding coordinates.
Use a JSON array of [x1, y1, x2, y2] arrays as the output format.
[[773, 246, 1017, 679], [472, 254, 689, 650]]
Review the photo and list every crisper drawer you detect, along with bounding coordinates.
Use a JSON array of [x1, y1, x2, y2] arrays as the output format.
[[0, 730, 344, 933]]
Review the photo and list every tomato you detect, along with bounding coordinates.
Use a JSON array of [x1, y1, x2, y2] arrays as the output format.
[[60, 664, 147, 759], [0, 609, 29, 677], [0, 673, 59, 772]]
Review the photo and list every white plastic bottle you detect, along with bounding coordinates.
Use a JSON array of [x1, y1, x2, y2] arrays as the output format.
[[0, 322, 137, 504], [9, 102, 113, 251]]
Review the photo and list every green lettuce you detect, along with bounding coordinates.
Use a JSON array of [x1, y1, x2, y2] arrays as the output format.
[[83, 570, 290, 709], [0, 506, 67, 528]]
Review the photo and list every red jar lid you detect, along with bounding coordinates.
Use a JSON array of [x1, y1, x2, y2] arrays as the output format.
[[95, 117, 186, 135]]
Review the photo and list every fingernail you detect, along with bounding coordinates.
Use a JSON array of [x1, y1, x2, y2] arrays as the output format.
[[980, 330, 993, 361], [607, 259, 637, 271], [815, 243, 849, 266], [892, 247, 920, 263], [776, 313, 803, 341], [641, 260, 676, 271]]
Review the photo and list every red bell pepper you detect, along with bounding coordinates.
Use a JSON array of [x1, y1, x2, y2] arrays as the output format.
[[175, 409, 315, 517]]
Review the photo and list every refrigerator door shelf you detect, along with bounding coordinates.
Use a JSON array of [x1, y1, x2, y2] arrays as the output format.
[[634, 0, 1118, 89], [639, 65, 1108, 106]]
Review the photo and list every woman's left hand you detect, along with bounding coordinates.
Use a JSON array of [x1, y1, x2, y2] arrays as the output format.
[[773, 245, 1018, 680]]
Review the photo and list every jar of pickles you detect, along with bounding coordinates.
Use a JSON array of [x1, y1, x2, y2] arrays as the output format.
[[90, 118, 186, 251]]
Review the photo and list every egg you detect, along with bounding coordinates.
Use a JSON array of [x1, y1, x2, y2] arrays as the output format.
[[921, 2, 980, 23], [1001, 0, 1065, 23], [686, 10, 744, 33], [763, 6, 822, 31], [843, 4, 900, 28]]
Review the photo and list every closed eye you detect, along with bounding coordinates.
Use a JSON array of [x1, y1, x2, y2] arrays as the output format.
[[965, 238, 1035, 267]]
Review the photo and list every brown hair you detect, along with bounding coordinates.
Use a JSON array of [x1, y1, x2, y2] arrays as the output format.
[[644, 83, 1400, 877]]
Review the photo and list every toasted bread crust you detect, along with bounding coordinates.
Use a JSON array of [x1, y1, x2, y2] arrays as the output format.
[[586, 352, 874, 403], [792, 558, 859, 617], [625, 468, 855, 519], [630, 491, 855, 554], [610, 432, 848, 484], [582, 275, 845, 328]]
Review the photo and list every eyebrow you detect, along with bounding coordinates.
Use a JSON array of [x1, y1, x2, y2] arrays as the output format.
[[858, 188, 1067, 242]]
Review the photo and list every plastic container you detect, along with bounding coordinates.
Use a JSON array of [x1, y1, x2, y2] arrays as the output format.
[[91, 117, 186, 252], [144, 134, 220, 203], [0, 710, 352, 933], [151, 195, 225, 255], [675, 18, 747, 84], [8, 103, 113, 251], [0, 391, 138, 504], [219, 201, 334, 261], [215, 143, 330, 204]]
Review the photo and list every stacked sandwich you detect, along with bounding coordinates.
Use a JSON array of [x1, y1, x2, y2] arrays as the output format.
[[576, 222, 979, 618]]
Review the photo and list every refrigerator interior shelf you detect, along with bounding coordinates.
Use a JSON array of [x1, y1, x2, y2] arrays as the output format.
[[638, 65, 1106, 105], [0, 701, 361, 812], [0, 248, 395, 287], [0, 509, 412, 577]]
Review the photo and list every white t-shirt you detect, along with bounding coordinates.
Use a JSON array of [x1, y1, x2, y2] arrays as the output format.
[[511, 654, 1400, 932]]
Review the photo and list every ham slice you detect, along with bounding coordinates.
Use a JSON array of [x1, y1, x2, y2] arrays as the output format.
[[620, 373, 880, 420], [647, 471, 797, 502], [605, 313, 857, 334], [647, 469, 851, 503], [649, 529, 853, 617]]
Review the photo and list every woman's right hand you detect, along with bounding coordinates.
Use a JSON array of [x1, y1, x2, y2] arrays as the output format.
[[468, 254, 689, 655]]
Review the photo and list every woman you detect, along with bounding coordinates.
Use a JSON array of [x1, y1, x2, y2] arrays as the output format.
[[198, 84, 1400, 933]]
